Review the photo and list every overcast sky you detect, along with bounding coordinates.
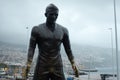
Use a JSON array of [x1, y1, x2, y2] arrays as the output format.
[[0, 0, 120, 49]]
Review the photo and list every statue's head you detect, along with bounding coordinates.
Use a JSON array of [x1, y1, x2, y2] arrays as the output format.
[[45, 3, 59, 14], [45, 4, 59, 23]]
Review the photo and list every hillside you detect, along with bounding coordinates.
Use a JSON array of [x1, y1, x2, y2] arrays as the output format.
[[0, 41, 118, 68]]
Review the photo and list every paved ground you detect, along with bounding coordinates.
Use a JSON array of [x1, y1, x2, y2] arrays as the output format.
[[0, 74, 117, 80]]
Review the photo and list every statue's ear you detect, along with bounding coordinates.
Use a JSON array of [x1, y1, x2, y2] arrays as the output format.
[[45, 13, 47, 17]]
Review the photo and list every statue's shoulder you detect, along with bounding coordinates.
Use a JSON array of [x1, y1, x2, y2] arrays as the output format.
[[57, 24, 68, 33], [37, 23, 45, 28], [56, 23, 68, 32], [31, 23, 45, 34], [32, 23, 45, 30]]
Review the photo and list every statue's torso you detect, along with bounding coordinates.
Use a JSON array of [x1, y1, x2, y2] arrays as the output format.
[[36, 23, 65, 67]]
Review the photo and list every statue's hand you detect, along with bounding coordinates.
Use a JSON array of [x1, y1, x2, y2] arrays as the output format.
[[23, 60, 31, 80], [23, 66, 29, 80], [72, 63, 79, 77]]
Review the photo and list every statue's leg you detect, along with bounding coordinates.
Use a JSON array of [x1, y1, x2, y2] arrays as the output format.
[[50, 67, 65, 80], [33, 65, 49, 80]]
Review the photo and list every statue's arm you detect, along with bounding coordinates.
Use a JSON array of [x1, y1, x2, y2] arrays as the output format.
[[62, 28, 74, 64], [62, 28, 79, 77], [25, 26, 38, 78]]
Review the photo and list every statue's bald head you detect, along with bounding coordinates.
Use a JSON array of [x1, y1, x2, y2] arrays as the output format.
[[45, 3, 59, 13]]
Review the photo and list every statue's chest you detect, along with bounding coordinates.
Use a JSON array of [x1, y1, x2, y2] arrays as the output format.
[[37, 26, 64, 41]]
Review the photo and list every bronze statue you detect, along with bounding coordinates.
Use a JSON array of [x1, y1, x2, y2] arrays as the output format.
[[25, 3, 79, 80]]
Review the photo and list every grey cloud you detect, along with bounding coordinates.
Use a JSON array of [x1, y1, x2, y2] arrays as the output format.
[[0, 0, 120, 48]]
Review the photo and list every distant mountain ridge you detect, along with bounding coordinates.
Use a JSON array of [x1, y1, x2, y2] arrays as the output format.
[[0, 41, 27, 49], [61, 43, 117, 68], [0, 41, 119, 68]]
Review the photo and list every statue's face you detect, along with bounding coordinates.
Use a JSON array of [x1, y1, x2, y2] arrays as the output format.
[[46, 10, 58, 24]]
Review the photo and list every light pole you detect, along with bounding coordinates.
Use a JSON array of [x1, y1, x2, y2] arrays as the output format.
[[26, 27, 29, 52], [88, 56, 92, 80], [113, 0, 119, 80], [108, 28, 115, 80]]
